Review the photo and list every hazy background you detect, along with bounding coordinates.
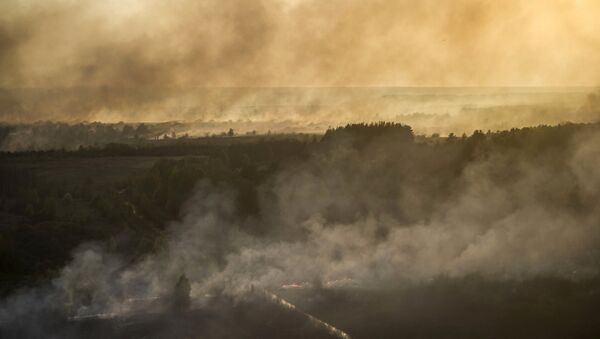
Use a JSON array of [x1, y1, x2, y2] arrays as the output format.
[[1, 0, 600, 129]]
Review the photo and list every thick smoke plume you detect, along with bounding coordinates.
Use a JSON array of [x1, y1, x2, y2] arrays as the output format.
[[2, 125, 600, 335]]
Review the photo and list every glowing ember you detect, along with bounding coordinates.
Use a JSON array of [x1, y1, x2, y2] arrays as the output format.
[[263, 290, 351, 339]]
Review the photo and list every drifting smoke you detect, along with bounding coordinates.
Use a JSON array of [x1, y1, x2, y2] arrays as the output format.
[[2, 123, 600, 337], [1, 0, 600, 123], [1, 86, 600, 152]]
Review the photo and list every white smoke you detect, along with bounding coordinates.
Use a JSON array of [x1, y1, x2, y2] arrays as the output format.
[[2, 125, 600, 332]]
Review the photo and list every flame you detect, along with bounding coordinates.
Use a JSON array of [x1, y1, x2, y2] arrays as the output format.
[[263, 290, 351, 339]]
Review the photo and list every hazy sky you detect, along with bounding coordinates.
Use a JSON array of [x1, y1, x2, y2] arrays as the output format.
[[2, 0, 600, 88]]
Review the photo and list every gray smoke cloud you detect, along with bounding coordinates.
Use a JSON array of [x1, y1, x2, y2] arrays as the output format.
[[2, 125, 600, 332]]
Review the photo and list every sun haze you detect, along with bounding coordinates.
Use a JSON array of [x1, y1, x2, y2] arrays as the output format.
[[1, 0, 600, 89]]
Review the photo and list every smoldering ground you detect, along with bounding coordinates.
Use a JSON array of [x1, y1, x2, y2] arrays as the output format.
[[2, 123, 600, 338]]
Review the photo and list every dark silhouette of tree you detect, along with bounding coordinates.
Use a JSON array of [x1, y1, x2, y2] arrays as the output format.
[[135, 123, 150, 138], [173, 274, 191, 312], [322, 122, 414, 148], [122, 124, 135, 138]]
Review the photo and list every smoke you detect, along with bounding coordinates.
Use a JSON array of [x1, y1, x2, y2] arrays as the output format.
[[1, 87, 599, 152], [2, 124, 600, 336], [1, 0, 600, 122]]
